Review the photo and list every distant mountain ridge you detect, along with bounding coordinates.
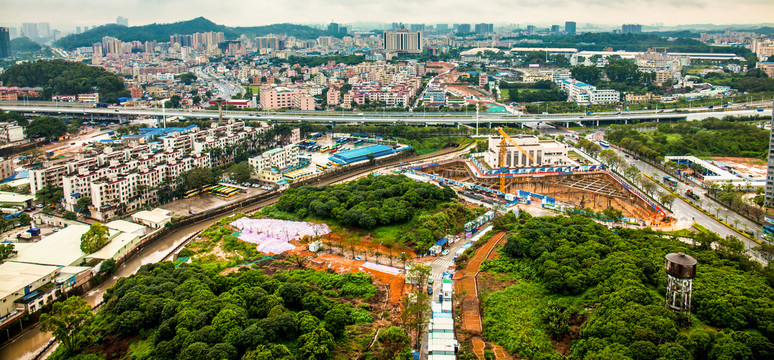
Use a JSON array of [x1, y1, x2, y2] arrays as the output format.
[[54, 17, 339, 50]]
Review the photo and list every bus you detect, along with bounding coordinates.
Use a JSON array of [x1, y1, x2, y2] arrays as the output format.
[[201, 185, 217, 193], [316, 163, 328, 171], [764, 225, 774, 237], [599, 140, 610, 148], [183, 189, 200, 199], [354, 139, 363, 145]]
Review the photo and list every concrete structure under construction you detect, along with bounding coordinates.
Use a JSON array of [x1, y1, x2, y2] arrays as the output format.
[[418, 159, 660, 222], [483, 135, 570, 168]]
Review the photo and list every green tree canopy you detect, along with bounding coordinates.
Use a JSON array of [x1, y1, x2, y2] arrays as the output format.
[[80, 222, 110, 253], [40, 296, 93, 354], [227, 162, 253, 183], [26, 116, 67, 141]]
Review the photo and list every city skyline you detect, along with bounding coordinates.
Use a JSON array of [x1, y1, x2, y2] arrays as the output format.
[[1, 0, 773, 31]]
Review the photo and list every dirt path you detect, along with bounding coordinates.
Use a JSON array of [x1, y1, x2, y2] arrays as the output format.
[[454, 231, 513, 360], [454, 232, 505, 334]]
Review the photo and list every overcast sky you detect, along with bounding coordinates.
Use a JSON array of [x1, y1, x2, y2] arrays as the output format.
[[1, 0, 773, 31]]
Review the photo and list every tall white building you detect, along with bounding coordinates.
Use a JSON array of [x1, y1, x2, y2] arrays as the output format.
[[765, 103, 774, 207], [383, 29, 422, 54]]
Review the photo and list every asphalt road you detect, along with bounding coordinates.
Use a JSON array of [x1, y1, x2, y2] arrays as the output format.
[[609, 146, 763, 249]]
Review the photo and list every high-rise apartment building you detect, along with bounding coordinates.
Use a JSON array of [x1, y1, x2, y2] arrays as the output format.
[[765, 103, 774, 207], [551, 25, 560, 34], [475, 23, 494, 34], [383, 28, 422, 54], [565, 21, 576, 35], [0, 27, 10, 58], [622, 24, 642, 34], [457, 24, 471, 34], [436, 24, 449, 32], [117, 16, 129, 26], [21, 23, 38, 39], [410, 24, 425, 32], [37, 23, 50, 38], [256, 36, 281, 51], [328, 22, 339, 34]]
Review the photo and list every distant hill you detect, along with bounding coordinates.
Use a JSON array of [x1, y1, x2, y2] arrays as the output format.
[[54, 17, 339, 50], [10, 37, 43, 52]]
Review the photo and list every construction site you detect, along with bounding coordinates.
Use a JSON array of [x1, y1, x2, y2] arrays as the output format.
[[412, 128, 666, 224]]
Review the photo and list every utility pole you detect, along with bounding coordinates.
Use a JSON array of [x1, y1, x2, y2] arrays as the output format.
[[476, 102, 480, 137]]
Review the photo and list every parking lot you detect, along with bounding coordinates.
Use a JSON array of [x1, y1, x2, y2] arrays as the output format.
[[162, 185, 269, 217]]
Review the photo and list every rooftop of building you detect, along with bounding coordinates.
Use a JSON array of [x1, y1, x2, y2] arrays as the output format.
[[132, 208, 172, 224], [0, 261, 61, 300], [105, 219, 146, 235], [330, 144, 394, 161], [0, 191, 34, 204], [13, 224, 91, 266], [88, 231, 141, 261]]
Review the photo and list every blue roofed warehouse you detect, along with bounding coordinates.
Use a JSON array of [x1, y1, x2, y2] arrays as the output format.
[[328, 145, 410, 165]]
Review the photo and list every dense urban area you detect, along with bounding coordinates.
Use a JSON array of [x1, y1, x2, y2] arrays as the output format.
[[0, 11, 773, 360]]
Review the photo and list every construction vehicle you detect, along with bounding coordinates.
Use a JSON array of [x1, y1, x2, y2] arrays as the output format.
[[496, 127, 536, 193], [686, 189, 700, 201]]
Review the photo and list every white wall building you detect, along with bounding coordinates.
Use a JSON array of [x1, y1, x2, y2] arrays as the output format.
[[484, 135, 570, 168], [249, 144, 299, 172]]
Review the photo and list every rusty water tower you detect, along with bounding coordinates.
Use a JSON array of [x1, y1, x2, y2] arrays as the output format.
[[664, 252, 697, 321]]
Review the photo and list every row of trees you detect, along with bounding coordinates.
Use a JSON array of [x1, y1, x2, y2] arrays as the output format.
[[485, 214, 774, 359], [42, 263, 412, 360], [606, 119, 770, 160]]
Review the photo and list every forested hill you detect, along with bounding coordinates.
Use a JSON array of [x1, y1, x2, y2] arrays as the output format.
[[54, 17, 338, 50], [0, 60, 129, 103]]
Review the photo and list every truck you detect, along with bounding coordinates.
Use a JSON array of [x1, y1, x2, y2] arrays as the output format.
[[663, 176, 678, 189], [96, 103, 109, 108], [686, 189, 700, 201]]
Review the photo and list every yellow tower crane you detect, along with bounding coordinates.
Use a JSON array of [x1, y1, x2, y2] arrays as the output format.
[[497, 127, 536, 193]]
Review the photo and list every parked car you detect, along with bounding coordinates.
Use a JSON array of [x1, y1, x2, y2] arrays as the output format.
[[52, 227, 61, 232], [442, 249, 450, 256], [427, 285, 433, 295]]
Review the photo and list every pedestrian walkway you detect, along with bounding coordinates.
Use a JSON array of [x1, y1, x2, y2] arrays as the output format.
[[432, 259, 454, 268]]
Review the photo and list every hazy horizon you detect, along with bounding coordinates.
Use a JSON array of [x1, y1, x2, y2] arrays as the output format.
[[1, 0, 773, 33]]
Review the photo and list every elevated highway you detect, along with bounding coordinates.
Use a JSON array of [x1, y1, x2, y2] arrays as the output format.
[[0, 103, 769, 127]]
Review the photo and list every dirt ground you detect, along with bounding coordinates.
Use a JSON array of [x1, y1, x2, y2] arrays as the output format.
[[709, 156, 767, 179]]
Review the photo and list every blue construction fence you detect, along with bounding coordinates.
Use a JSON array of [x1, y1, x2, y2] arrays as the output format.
[[406, 169, 552, 207]]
